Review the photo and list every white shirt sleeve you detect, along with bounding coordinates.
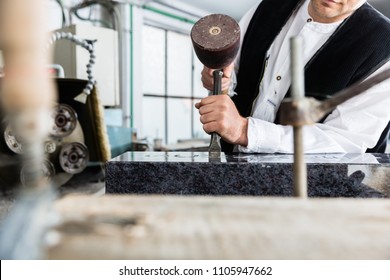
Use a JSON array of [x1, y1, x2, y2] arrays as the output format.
[[238, 60, 390, 153]]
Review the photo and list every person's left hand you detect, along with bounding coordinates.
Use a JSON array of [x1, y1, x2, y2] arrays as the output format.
[[201, 63, 234, 92], [195, 94, 248, 146]]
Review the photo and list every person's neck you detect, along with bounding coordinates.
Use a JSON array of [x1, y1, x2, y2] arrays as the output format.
[[308, 1, 366, 24]]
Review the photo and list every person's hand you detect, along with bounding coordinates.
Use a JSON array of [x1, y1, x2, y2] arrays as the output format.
[[195, 94, 248, 146], [201, 63, 234, 92]]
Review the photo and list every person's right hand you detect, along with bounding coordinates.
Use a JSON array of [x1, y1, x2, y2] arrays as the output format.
[[201, 63, 234, 92]]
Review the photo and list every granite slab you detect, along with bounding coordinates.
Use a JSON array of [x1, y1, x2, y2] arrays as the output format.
[[105, 152, 390, 197]]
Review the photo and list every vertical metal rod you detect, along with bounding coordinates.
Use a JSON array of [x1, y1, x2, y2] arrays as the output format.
[[293, 126, 307, 197], [290, 37, 307, 198]]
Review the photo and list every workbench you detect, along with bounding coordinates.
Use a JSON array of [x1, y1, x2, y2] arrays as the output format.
[[47, 195, 390, 259]]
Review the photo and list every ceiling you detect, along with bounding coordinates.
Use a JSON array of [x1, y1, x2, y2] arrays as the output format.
[[180, 0, 389, 20], [180, 0, 259, 20]]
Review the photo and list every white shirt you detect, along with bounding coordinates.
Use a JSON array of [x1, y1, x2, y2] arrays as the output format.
[[233, 0, 390, 153]]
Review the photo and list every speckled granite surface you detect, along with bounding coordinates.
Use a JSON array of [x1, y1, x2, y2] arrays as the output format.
[[106, 152, 390, 198]]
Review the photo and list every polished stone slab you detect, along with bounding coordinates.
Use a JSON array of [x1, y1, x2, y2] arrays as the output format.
[[105, 152, 390, 197]]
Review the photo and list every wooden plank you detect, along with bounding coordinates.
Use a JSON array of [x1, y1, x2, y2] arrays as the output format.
[[48, 195, 390, 259]]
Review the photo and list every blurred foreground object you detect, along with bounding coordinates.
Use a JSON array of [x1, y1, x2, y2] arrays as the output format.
[[48, 195, 390, 259], [0, 0, 57, 259]]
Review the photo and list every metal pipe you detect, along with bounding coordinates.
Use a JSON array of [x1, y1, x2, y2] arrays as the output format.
[[292, 127, 307, 197], [129, 4, 134, 129], [142, 5, 197, 24], [319, 68, 390, 115], [290, 37, 307, 198], [279, 67, 390, 127]]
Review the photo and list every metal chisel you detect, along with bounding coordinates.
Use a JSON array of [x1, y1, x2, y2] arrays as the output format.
[[209, 70, 223, 158]]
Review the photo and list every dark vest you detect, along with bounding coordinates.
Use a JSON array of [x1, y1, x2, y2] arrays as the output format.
[[222, 0, 390, 153]]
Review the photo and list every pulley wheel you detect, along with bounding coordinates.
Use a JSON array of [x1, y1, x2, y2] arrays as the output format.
[[59, 142, 89, 174], [4, 124, 23, 154], [51, 104, 78, 138]]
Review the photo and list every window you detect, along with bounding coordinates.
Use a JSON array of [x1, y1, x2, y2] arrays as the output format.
[[142, 25, 208, 144]]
